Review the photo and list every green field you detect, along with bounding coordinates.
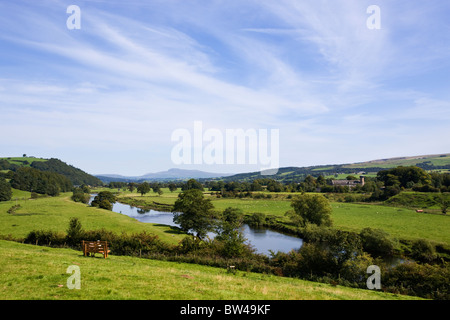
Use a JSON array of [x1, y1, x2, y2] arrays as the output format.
[[0, 240, 420, 300], [0, 192, 183, 245], [0, 156, 48, 167], [331, 203, 450, 244], [110, 188, 450, 245], [342, 154, 450, 169], [4, 187, 447, 246], [0, 187, 448, 300]]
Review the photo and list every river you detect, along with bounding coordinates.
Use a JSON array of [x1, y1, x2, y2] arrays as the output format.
[[111, 200, 303, 255]]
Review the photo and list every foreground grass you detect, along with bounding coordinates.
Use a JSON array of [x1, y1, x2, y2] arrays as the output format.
[[0, 240, 420, 300]]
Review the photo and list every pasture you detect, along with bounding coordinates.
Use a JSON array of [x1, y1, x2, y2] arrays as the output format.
[[111, 187, 450, 245], [0, 240, 420, 300], [0, 192, 183, 245]]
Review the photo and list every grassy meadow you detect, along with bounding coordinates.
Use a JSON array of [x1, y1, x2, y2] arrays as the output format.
[[0, 186, 448, 300], [112, 187, 450, 245], [0, 192, 184, 245], [0, 240, 420, 300], [3, 187, 448, 246], [342, 154, 450, 169]]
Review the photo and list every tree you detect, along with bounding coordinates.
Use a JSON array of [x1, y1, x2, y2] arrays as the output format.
[[168, 183, 177, 192], [438, 195, 449, 215], [0, 178, 12, 202], [250, 180, 263, 191], [137, 182, 151, 196], [287, 193, 332, 227], [316, 175, 326, 186], [215, 207, 247, 258], [172, 189, 215, 239], [411, 239, 437, 262], [359, 227, 398, 257], [181, 179, 204, 191], [66, 217, 84, 246], [152, 184, 161, 195]]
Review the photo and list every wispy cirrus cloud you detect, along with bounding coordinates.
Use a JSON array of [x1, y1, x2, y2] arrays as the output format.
[[0, 0, 449, 174]]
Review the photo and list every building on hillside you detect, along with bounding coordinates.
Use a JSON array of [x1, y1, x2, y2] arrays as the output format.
[[331, 176, 365, 188]]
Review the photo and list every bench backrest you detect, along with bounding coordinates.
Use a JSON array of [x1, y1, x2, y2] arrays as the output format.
[[82, 240, 108, 253]]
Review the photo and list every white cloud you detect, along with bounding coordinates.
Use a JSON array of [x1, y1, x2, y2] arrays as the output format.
[[0, 0, 449, 174]]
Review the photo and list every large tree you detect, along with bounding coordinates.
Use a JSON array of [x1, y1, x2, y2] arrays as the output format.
[[137, 182, 151, 196], [172, 189, 215, 239], [287, 193, 333, 227], [215, 207, 248, 257]]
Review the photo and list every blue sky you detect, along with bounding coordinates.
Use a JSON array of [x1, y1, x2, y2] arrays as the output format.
[[1, 0, 449, 176]]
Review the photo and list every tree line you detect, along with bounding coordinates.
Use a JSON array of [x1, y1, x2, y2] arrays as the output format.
[[103, 166, 450, 201], [8, 167, 72, 196]]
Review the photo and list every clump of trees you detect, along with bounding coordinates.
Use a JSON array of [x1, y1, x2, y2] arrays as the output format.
[[90, 191, 116, 210], [30, 158, 102, 186], [181, 178, 204, 191], [71, 185, 91, 204], [9, 167, 72, 196]]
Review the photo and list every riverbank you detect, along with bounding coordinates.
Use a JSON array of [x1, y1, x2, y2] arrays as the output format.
[[117, 196, 174, 212]]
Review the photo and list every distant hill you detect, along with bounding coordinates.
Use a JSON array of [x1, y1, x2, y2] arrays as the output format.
[[220, 153, 450, 183], [0, 156, 103, 186], [96, 168, 234, 183], [96, 153, 450, 183]]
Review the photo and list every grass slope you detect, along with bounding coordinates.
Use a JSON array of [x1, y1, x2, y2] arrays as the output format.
[[0, 192, 184, 245], [342, 154, 450, 169], [0, 156, 48, 167], [0, 240, 420, 300]]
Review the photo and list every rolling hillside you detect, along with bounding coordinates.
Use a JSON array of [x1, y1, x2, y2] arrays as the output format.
[[220, 153, 450, 183], [0, 157, 102, 186]]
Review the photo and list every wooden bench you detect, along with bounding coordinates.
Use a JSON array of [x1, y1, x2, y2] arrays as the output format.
[[82, 240, 110, 258]]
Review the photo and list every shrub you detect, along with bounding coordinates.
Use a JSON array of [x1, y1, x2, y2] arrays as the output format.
[[71, 188, 90, 204], [7, 204, 21, 214], [24, 230, 66, 246], [359, 227, 398, 257], [244, 212, 266, 228], [411, 239, 437, 263], [383, 261, 450, 300], [296, 243, 338, 278]]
